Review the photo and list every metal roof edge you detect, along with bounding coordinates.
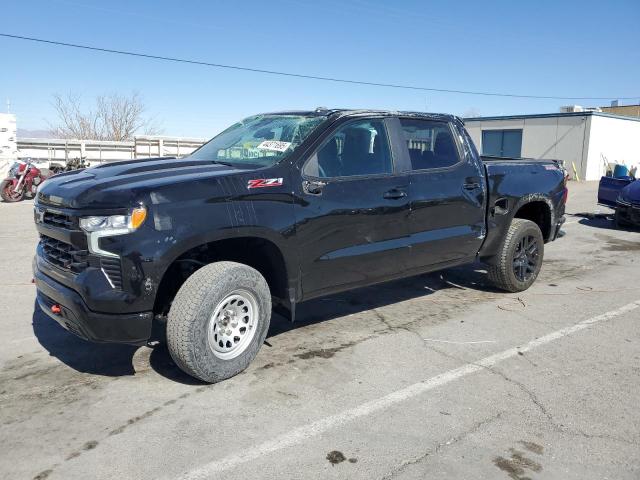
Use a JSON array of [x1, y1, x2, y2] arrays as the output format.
[[463, 111, 640, 123], [592, 111, 640, 122]]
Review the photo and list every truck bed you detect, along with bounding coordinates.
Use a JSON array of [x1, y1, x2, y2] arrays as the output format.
[[481, 155, 562, 167]]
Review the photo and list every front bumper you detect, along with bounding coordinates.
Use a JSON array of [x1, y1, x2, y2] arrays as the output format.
[[34, 259, 153, 345], [616, 200, 640, 226]]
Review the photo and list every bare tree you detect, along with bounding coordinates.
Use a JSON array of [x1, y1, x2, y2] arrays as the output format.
[[50, 92, 162, 141]]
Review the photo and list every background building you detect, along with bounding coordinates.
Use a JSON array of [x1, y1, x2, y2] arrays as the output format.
[[0, 113, 18, 162], [600, 103, 640, 119], [464, 111, 640, 181]]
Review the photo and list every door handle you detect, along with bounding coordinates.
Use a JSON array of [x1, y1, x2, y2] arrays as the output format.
[[303, 180, 326, 195], [383, 188, 407, 200]]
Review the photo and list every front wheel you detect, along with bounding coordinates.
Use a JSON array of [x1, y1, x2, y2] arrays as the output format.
[[614, 209, 630, 229], [166, 261, 272, 383], [487, 219, 544, 293], [1, 180, 25, 202]]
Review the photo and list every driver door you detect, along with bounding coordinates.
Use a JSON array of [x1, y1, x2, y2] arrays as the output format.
[[293, 118, 411, 298]]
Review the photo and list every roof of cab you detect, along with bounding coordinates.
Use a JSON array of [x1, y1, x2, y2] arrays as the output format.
[[262, 108, 460, 123]]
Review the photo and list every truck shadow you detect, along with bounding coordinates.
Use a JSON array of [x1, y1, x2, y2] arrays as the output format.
[[32, 301, 138, 377], [571, 213, 639, 232], [32, 302, 205, 384], [32, 263, 497, 384], [267, 263, 498, 337]]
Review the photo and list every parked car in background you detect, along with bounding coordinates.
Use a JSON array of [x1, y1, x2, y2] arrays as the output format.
[[32, 109, 568, 382], [598, 176, 640, 228]]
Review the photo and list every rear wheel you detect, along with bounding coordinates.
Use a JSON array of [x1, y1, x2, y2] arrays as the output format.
[[166, 261, 271, 383], [488, 219, 544, 293], [1, 180, 24, 202]]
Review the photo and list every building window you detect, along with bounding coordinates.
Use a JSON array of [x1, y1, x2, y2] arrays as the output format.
[[482, 129, 522, 158]]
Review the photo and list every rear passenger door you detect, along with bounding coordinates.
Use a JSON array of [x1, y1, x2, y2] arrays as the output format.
[[399, 118, 487, 268]]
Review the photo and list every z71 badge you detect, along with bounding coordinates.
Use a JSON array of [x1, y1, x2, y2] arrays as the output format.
[[247, 178, 284, 189]]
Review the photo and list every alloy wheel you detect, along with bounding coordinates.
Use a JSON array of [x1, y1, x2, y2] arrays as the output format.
[[512, 234, 539, 282]]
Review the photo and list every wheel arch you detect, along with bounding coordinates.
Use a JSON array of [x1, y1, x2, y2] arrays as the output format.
[[154, 229, 296, 320], [512, 194, 555, 241]]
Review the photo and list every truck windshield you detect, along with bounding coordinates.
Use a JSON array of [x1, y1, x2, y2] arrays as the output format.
[[189, 114, 325, 167]]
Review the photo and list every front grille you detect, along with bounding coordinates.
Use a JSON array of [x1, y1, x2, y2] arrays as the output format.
[[40, 235, 89, 273], [42, 211, 75, 229], [100, 257, 123, 289], [38, 209, 124, 290]]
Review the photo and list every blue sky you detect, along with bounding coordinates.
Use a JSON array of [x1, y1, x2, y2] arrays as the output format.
[[2, 0, 639, 138]]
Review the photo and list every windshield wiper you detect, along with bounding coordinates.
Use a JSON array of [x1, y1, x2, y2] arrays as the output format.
[[210, 160, 236, 167]]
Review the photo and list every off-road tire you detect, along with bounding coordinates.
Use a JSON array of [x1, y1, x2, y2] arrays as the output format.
[[1, 180, 24, 202], [166, 261, 271, 383], [487, 219, 544, 293]]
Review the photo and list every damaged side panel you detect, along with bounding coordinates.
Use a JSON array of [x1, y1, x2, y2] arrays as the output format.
[[480, 161, 566, 260]]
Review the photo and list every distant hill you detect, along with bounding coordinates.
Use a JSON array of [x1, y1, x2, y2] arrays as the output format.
[[17, 128, 54, 138]]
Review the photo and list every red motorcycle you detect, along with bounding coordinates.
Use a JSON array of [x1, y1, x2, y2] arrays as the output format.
[[1, 159, 58, 202]]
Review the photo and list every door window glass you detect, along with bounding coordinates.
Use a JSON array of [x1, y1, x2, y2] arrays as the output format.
[[399, 119, 460, 170], [304, 119, 392, 178]]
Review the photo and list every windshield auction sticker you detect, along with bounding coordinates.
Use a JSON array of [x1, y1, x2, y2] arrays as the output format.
[[256, 141, 292, 153]]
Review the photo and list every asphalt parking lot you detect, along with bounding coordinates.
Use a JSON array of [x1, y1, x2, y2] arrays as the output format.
[[1, 181, 639, 480]]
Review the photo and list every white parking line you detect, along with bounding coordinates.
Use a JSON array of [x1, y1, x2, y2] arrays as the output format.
[[178, 300, 640, 480]]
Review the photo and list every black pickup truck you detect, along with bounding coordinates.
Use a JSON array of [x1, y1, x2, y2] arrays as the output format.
[[33, 109, 567, 382]]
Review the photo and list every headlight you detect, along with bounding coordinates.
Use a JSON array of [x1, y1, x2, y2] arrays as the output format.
[[80, 206, 147, 233], [80, 206, 147, 258]]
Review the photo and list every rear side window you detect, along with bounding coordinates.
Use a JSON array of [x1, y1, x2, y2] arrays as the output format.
[[399, 119, 460, 170], [304, 119, 393, 178]]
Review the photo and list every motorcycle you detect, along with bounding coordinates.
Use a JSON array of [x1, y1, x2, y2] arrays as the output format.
[[63, 156, 90, 172], [0, 159, 56, 203]]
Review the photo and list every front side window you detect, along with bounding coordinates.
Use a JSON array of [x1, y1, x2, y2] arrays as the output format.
[[400, 119, 461, 170], [304, 119, 392, 178], [190, 114, 324, 167]]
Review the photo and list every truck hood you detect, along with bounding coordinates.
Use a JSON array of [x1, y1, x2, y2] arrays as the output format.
[[622, 179, 640, 203], [37, 157, 244, 210]]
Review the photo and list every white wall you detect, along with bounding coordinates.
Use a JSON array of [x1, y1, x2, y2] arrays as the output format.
[[17, 138, 135, 163], [465, 115, 590, 180], [585, 115, 640, 181], [134, 136, 207, 159], [547, 116, 588, 179], [0, 113, 18, 162], [16, 135, 208, 164]]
